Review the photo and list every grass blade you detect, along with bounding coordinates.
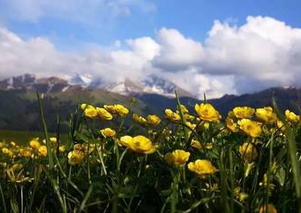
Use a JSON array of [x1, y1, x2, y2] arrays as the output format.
[[273, 98, 301, 212], [37, 92, 54, 170]]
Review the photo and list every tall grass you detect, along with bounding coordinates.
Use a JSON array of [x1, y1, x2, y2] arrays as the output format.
[[0, 94, 300, 212]]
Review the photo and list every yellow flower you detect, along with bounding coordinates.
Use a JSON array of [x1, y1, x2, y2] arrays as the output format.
[[0, 142, 3, 148], [233, 106, 255, 119], [178, 104, 189, 114], [147, 114, 161, 126], [191, 140, 202, 150], [50, 137, 57, 143], [68, 150, 85, 165], [19, 148, 32, 158], [259, 204, 277, 213], [239, 143, 258, 163], [74, 143, 85, 152], [83, 144, 95, 154], [100, 128, 116, 138], [165, 150, 190, 167], [205, 143, 213, 149], [133, 113, 147, 126], [285, 110, 300, 123], [195, 103, 221, 122], [2, 147, 14, 157], [96, 107, 113, 120], [104, 104, 129, 117], [228, 110, 235, 118], [191, 140, 212, 151], [119, 135, 156, 154], [188, 159, 217, 178], [255, 107, 277, 124], [234, 187, 249, 201], [38, 145, 47, 157], [238, 119, 262, 138], [2, 147, 9, 154], [164, 109, 181, 122], [184, 114, 195, 121], [80, 103, 87, 110], [185, 121, 196, 130], [103, 105, 115, 114], [114, 104, 129, 117], [59, 145, 66, 153], [225, 117, 239, 132], [175, 105, 193, 121], [10, 141, 16, 146], [82, 104, 98, 119], [276, 120, 285, 132], [29, 138, 41, 149], [71, 143, 94, 156]]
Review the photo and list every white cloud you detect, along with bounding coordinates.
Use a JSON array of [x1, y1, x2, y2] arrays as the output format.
[[0, 27, 158, 85], [153, 28, 204, 71], [126, 37, 160, 60], [152, 16, 301, 95], [199, 16, 301, 93], [1, 16, 301, 99], [157, 68, 237, 99]]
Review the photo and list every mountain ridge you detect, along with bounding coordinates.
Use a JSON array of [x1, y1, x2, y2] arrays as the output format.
[[1, 74, 301, 132], [0, 73, 193, 98]]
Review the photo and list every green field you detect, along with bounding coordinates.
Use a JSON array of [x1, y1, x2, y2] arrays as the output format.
[[0, 129, 68, 145]]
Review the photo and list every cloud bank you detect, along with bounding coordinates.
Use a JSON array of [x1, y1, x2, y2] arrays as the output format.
[[0, 16, 301, 99]]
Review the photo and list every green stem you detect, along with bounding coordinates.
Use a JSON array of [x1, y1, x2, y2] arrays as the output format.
[[175, 90, 189, 142], [171, 169, 179, 213], [126, 155, 146, 212], [0, 183, 7, 213], [96, 144, 107, 176], [20, 186, 24, 213], [37, 92, 54, 170]]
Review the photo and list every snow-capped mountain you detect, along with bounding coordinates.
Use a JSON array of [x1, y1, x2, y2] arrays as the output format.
[[86, 75, 193, 97], [70, 74, 93, 87], [100, 78, 144, 96], [0, 74, 84, 93], [0, 73, 36, 90], [0, 73, 194, 97], [142, 75, 192, 97]]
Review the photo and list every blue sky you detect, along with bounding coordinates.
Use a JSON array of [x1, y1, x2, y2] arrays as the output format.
[[0, 0, 301, 98], [1, 0, 301, 49]]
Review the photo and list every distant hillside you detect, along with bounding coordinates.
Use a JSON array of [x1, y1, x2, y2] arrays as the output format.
[[0, 75, 301, 132], [136, 87, 301, 115], [210, 87, 301, 115], [0, 89, 150, 132]]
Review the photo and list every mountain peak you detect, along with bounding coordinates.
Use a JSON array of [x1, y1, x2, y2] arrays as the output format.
[[0, 73, 193, 98], [70, 74, 93, 87], [142, 75, 193, 97], [0, 73, 36, 90], [0, 74, 80, 93]]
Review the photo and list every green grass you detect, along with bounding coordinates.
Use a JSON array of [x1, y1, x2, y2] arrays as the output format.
[[0, 129, 68, 145]]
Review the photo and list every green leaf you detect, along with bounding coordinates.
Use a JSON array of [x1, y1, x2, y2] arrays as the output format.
[[118, 186, 137, 199], [275, 166, 286, 186], [74, 131, 90, 143], [10, 199, 19, 213]]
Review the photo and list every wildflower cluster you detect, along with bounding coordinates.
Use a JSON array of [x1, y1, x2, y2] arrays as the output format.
[[1, 100, 300, 212]]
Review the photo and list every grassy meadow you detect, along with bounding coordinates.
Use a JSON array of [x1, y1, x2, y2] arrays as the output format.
[[0, 130, 68, 146], [0, 94, 301, 212]]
